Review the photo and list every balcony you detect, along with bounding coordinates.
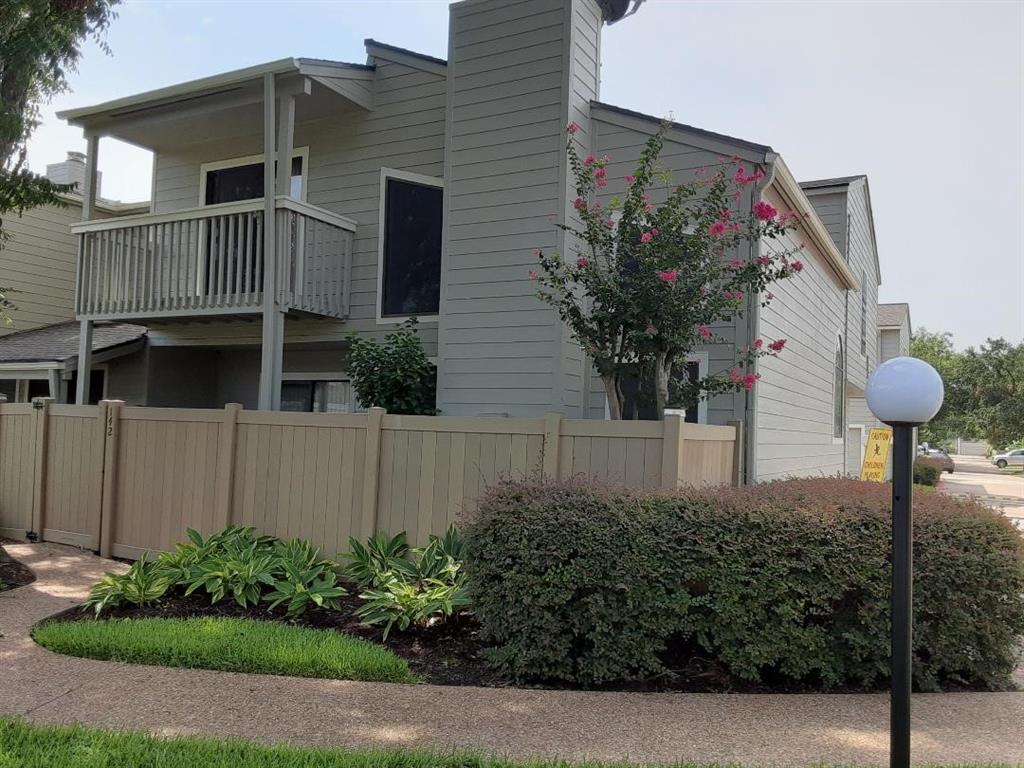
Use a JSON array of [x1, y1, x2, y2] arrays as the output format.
[[72, 196, 355, 321]]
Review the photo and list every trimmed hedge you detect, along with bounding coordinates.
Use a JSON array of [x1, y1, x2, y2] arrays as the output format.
[[914, 457, 944, 486], [465, 478, 1024, 691]]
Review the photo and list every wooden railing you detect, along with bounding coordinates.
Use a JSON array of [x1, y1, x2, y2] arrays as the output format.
[[72, 197, 355, 321]]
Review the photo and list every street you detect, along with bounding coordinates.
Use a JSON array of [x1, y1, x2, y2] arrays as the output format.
[[939, 455, 1024, 529]]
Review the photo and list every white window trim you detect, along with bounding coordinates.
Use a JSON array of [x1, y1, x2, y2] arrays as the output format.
[[833, 336, 846, 445], [198, 147, 310, 206], [376, 167, 443, 325]]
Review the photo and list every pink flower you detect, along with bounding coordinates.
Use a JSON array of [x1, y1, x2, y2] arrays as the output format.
[[754, 338, 763, 349], [604, 219, 615, 229], [650, 228, 659, 236], [532, 248, 541, 256], [645, 323, 658, 336], [791, 260, 804, 272], [719, 208, 733, 221], [577, 257, 589, 268], [597, 178, 608, 188], [645, 203, 654, 212], [640, 231, 653, 243], [573, 197, 584, 210], [657, 269, 678, 283], [729, 368, 742, 383], [698, 324, 712, 339], [708, 221, 727, 237], [625, 175, 635, 184], [584, 154, 596, 166], [742, 373, 759, 391], [779, 210, 797, 224], [528, 270, 539, 281], [728, 258, 745, 267], [769, 338, 786, 353], [753, 201, 778, 221], [594, 167, 607, 179], [566, 122, 580, 135], [765, 292, 774, 300], [757, 255, 772, 266], [723, 290, 743, 301]]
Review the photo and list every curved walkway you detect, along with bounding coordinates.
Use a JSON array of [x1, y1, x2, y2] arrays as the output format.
[[1, 542, 1022, 767]]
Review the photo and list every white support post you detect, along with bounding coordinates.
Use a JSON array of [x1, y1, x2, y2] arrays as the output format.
[[75, 319, 93, 405], [258, 73, 282, 411], [81, 133, 99, 220]]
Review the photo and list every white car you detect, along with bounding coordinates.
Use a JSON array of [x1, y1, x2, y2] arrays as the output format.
[[992, 449, 1024, 469]]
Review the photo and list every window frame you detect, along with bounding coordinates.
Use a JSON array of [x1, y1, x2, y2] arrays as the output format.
[[376, 167, 444, 325], [197, 147, 310, 206], [860, 270, 868, 355], [833, 336, 845, 442], [280, 371, 359, 413]]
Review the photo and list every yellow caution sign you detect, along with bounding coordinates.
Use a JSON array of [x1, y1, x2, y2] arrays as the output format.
[[861, 427, 893, 482]]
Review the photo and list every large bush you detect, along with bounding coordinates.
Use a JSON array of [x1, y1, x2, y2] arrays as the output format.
[[465, 478, 1024, 691]]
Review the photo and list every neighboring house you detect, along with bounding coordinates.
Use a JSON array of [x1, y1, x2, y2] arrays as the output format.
[[878, 302, 912, 361], [45, 0, 901, 482], [0, 152, 146, 400]]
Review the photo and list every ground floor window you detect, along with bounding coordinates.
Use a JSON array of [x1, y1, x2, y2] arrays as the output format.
[[67, 370, 106, 405], [0, 380, 15, 401], [619, 356, 706, 422], [280, 378, 356, 413]]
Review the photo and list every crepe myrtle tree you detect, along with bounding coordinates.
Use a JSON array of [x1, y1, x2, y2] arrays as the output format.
[[531, 122, 806, 420]]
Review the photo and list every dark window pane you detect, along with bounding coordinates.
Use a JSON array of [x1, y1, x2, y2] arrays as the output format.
[[381, 178, 442, 317], [0, 380, 15, 401], [205, 162, 264, 205], [280, 381, 314, 412], [67, 370, 105, 405], [621, 361, 701, 422], [27, 380, 50, 400]]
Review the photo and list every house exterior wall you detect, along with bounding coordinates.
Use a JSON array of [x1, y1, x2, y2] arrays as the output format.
[[753, 184, 848, 481], [879, 323, 910, 362], [436, 0, 603, 417], [147, 48, 447, 358], [0, 201, 83, 335]]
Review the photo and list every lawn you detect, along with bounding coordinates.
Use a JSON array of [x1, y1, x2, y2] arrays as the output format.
[[0, 718, 1014, 768], [32, 616, 416, 683]]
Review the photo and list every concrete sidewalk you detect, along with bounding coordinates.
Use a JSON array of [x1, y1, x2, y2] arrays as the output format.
[[1, 542, 1022, 767]]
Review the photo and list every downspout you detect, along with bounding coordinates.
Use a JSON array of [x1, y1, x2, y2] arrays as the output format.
[[743, 150, 779, 485]]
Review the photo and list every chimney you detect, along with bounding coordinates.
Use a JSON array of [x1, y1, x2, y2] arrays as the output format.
[[45, 150, 101, 197], [436, 0, 604, 417]]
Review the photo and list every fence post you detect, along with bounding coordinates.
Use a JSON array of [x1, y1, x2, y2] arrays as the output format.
[[660, 413, 683, 490], [29, 397, 54, 541], [542, 412, 562, 480], [98, 400, 124, 558], [213, 403, 243, 532], [360, 407, 386, 538], [729, 419, 745, 486]]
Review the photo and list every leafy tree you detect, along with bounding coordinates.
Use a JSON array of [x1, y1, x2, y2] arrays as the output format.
[[533, 122, 804, 419], [0, 0, 121, 325], [347, 320, 437, 415], [912, 328, 1024, 450]]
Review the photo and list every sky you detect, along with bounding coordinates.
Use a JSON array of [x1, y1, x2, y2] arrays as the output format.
[[25, 0, 1024, 349]]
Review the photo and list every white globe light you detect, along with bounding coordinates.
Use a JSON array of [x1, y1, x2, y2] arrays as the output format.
[[865, 356, 945, 426]]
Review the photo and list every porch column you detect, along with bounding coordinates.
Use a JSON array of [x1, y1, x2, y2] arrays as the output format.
[[75, 320, 93, 404], [258, 73, 283, 410], [81, 133, 99, 219]]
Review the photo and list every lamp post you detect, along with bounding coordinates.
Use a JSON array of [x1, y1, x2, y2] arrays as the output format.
[[865, 356, 944, 768]]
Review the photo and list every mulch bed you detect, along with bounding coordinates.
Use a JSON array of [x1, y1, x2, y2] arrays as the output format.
[[0, 544, 35, 592]]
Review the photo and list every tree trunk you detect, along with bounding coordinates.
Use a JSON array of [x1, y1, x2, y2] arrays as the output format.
[[601, 371, 624, 420], [653, 352, 672, 421]]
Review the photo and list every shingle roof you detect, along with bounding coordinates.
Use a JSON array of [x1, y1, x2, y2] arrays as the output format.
[[878, 303, 910, 328], [0, 321, 146, 364], [799, 175, 867, 190]]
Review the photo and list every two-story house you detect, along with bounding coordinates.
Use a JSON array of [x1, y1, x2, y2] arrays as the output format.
[[46, 0, 910, 482]]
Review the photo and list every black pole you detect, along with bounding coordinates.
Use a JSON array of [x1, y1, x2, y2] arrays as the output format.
[[890, 423, 915, 768]]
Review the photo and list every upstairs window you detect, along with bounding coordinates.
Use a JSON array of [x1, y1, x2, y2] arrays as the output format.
[[833, 336, 845, 439], [378, 171, 443, 319], [200, 151, 306, 205]]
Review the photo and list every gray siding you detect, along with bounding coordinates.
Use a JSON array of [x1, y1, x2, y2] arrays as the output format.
[[436, 0, 603, 416], [105, 347, 150, 405], [0, 201, 82, 334], [753, 184, 847, 481], [879, 327, 903, 362], [148, 50, 447, 358], [587, 112, 761, 426]]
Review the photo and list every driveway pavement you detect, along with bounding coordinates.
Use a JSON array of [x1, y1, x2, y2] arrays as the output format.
[[2, 542, 1024, 767], [940, 454, 1024, 528]]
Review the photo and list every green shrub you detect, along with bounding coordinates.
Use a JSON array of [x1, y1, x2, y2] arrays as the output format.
[[347, 319, 437, 415], [465, 478, 1024, 691], [914, 457, 943, 486], [84, 556, 172, 616], [344, 526, 470, 637]]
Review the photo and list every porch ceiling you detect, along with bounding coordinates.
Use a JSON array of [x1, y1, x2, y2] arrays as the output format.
[[58, 59, 373, 151]]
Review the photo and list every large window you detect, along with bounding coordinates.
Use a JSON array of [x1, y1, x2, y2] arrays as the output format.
[[280, 378, 356, 413], [378, 171, 443, 319], [833, 337, 845, 439], [620, 355, 707, 422], [200, 151, 307, 205]]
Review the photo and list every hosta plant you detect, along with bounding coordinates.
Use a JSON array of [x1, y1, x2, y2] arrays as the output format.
[[83, 556, 171, 616], [356, 571, 471, 640], [342, 531, 411, 589], [264, 561, 347, 618], [183, 538, 279, 608]]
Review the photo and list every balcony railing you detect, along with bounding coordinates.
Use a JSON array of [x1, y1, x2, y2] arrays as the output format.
[[72, 197, 355, 321]]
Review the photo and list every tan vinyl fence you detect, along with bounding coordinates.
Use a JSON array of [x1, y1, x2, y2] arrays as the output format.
[[0, 400, 741, 559]]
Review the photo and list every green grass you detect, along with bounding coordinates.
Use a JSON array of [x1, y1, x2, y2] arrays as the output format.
[[32, 616, 416, 684], [0, 718, 1012, 768]]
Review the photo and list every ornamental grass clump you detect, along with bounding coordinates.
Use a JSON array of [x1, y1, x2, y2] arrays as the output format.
[[465, 478, 1024, 691]]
